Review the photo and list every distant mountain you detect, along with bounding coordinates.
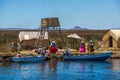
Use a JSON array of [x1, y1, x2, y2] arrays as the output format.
[[70, 26, 89, 30]]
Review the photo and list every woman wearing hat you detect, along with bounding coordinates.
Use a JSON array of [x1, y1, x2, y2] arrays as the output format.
[[89, 40, 94, 52], [79, 40, 86, 53], [49, 41, 58, 55]]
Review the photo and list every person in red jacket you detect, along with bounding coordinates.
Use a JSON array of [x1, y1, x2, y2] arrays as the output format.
[[49, 41, 58, 55]]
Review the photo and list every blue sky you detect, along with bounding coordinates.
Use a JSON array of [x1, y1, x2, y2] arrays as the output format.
[[0, 0, 120, 29]]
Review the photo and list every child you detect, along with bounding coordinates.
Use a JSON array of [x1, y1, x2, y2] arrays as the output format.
[[16, 52, 21, 58]]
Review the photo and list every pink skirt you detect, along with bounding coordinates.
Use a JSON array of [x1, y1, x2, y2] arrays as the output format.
[[79, 47, 86, 53]]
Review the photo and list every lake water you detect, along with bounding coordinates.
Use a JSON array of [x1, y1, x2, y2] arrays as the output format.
[[0, 59, 120, 80]]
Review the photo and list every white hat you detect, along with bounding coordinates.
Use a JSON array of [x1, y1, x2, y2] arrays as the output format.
[[90, 40, 93, 42], [81, 40, 84, 43]]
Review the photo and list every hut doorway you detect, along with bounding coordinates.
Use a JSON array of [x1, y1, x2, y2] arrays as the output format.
[[109, 36, 113, 47]]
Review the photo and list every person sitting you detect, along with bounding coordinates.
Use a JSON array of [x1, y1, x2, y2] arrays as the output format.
[[37, 46, 44, 56], [49, 41, 58, 55], [63, 47, 71, 56], [16, 52, 22, 58], [42, 47, 48, 56]]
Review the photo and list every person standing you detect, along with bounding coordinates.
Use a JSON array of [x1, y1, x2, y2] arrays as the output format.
[[89, 40, 94, 52], [79, 41, 86, 53], [49, 41, 58, 55]]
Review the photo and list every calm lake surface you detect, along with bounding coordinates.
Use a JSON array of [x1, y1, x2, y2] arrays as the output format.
[[0, 59, 120, 80]]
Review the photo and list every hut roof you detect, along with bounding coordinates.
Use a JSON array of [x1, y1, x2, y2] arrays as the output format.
[[103, 30, 120, 42], [110, 30, 120, 39], [67, 33, 81, 39], [19, 31, 48, 42]]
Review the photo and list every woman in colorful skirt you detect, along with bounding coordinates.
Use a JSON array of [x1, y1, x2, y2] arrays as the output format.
[[79, 41, 86, 53], [49, 41, 58, 55]]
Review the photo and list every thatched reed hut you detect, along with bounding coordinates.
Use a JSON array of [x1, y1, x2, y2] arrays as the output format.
[[18, 31, 49, 49], [102, 30, 120, 49]]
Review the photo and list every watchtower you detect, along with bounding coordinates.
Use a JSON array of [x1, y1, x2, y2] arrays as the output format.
[[35, 17, 62, 48], [41, 17, 61, 37]]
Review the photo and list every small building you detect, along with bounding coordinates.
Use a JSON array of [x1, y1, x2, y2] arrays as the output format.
[[102, 30, 120, 48], [18, 31, 49, 49]]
